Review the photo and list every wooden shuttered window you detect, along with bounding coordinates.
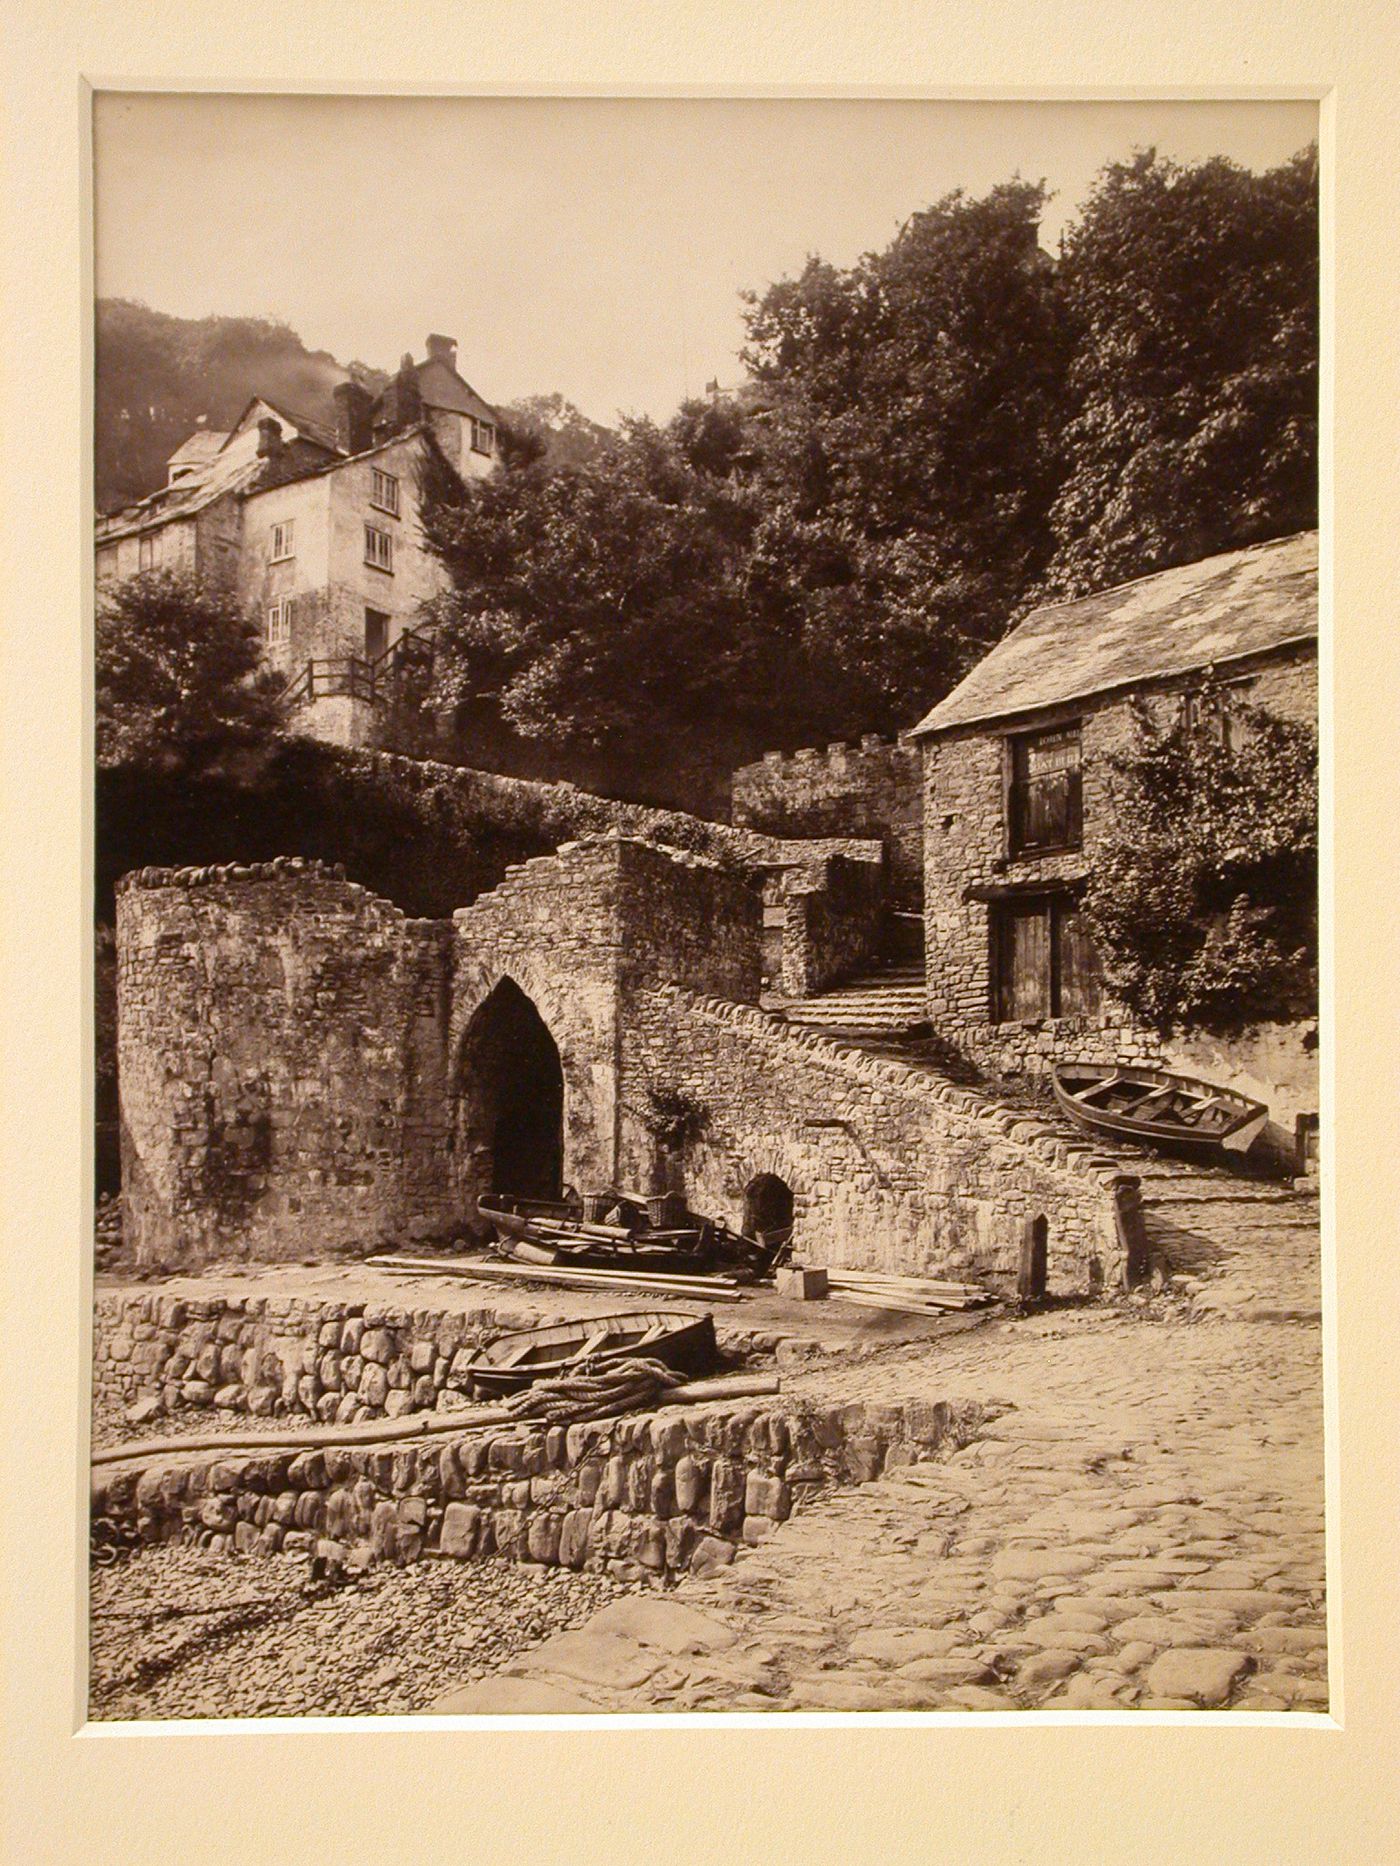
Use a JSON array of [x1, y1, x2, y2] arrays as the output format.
[[993, 893, 1102, 1022], [1008, 724, 1083, 854]]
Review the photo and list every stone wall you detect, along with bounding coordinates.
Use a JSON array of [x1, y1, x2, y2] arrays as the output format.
[[91, 1289, 783, 1426], [732, 735, 923, 911], [618, 987, 1143, 1295], [919, 650, 1319, 1127], [92, 1386, 983, 1581], [779, 854, 888, 997], [117, 859, 457, 1267]]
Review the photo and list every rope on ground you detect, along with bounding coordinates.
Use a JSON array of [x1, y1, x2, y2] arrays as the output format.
[[498, 1357, 690, 1426]]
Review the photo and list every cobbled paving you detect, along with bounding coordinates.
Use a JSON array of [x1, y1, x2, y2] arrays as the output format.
[[455, 1183, 1326, 1716]]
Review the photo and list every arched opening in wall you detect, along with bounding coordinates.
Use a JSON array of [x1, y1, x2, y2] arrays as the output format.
[[1019, 1214, 1049, 1302], [743, 1173, 795, 1247], [455, 978, 564, 1206]]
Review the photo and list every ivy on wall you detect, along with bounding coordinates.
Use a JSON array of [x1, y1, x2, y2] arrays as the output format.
[[1082, 689, 1318, 1035]]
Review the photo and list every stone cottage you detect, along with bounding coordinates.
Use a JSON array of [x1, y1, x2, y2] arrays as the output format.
[[910, 531, 1319, 1146], [95, 335, 498, 748]]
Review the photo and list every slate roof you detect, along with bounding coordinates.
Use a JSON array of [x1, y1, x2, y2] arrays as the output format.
[[911, 532, 1319, 736], [167, 429, 230, 469], [95, 435, 335, 540]]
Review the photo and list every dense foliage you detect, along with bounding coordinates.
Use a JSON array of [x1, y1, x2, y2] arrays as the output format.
[[95, 570, 282, 770], [419, 147, 1316, 802], [1044, 146, 1319, 597], [1082, 693, 1318, 1034]]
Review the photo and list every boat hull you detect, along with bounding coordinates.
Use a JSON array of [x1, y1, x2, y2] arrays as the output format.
[[464, 1308, 718, 1397], [1051, 1062, 1269, 1158]]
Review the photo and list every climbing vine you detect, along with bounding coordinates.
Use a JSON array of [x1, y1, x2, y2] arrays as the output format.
[[1081, 688, 1317, 1035]]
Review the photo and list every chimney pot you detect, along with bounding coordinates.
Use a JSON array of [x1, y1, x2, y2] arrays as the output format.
[[425, 333, 457, 369], [256, 416, 283, 459]]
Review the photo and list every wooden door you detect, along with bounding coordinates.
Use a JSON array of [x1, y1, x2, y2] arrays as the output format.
[[998, 901, 1053, 1021]]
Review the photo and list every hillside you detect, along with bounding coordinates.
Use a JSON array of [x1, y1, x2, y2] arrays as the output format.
[[94, 301, 390, 513], [95, 301, 616, 512]]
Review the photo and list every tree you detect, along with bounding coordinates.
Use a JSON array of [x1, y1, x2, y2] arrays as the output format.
[[1043, 145, 1318, 598], [736, 181, 1074, 738], [418, 418, 766, 802], [502, 393, 618, 471], [96, 570, 281, 769], [1082, 691, 1318, 1034]]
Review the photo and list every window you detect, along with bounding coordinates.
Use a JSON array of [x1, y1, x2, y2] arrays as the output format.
[[370, 468, 400, 516], [270, 520, 295, 562], [1008, 723, 1082, 855], [1179, 679, 1253, 752], [364, 524, 394, 572], [96, 545, 118, 579], [993, 893, 1102, 1023], [265, 599, 292, 647], [138, 533, 158, 570], [470, 417, 496, 457]]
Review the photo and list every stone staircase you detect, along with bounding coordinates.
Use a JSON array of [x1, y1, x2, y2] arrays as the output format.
[[769, 959, 1322, 1317], [767, 964, 931, 1041]]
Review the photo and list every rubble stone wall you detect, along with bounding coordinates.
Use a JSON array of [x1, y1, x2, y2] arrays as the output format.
[[117, 860, 457, 1268], [732, 735, 923, 911], [91, 1289, 783, 1425], [619, 987, 1142, 1295], [779, 853, 889, 997], [92, 1388, 982, 1580]]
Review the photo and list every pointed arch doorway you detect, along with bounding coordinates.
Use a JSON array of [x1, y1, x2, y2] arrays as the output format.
[[455, 977, 565, 1204]]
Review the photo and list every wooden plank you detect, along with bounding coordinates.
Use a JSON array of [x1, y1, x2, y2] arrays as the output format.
[[364, 1256, 745, 1301]]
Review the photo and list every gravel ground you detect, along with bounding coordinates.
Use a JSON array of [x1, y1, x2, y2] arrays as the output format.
[[88, 1545, 637, 1720], [89, 1392, 322, 1452]]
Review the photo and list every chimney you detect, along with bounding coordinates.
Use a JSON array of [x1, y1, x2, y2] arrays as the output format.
[[256, 416, 283, 460], [425, 333, 457, 371], [332, 379, 375, 455]]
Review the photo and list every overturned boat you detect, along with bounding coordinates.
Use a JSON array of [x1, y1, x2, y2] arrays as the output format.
[[462, 1308, 719, 1398], [1051, 1062, 1269, 1157]]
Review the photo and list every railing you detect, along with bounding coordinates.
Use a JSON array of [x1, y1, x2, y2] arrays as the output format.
[[277, 624, 436, 715]]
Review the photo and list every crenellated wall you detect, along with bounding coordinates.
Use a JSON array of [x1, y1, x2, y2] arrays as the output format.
[[117, 837, 1142, 1288], [732, 735, 923, 912]]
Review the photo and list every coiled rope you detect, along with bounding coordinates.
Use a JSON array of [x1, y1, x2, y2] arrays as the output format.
[[499, 1356, 689, 1425]]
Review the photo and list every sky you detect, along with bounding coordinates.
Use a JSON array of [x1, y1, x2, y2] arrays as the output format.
[[93, 94, 1317, 427]]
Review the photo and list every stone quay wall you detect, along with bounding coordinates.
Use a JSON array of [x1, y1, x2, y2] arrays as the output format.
[[92, 1389, 984, 1581], [92, 1290, 784, 1426], [732, 735, 923, 912], [919, 650, 1318, 1128], [117, 860, 457, 1268], [619, 987, 1144, 1295]]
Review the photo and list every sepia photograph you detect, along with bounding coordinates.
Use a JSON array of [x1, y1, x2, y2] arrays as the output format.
[[85, 90, 1328, 1724]]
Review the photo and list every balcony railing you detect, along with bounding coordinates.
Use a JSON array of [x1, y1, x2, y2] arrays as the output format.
[[277, 624, 435, 714]]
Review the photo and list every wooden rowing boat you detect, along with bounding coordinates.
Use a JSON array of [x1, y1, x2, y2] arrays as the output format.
[[1051, 1062, 1269, 1156], [462, 1308, 718, 1398]]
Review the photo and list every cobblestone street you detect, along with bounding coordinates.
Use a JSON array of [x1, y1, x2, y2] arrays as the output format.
[[436, 1188, 1326, 1715]]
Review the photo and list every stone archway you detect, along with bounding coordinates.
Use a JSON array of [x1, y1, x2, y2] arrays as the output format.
[[743, 1171, 795, 1244], [454, 977, 565, 1207]]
